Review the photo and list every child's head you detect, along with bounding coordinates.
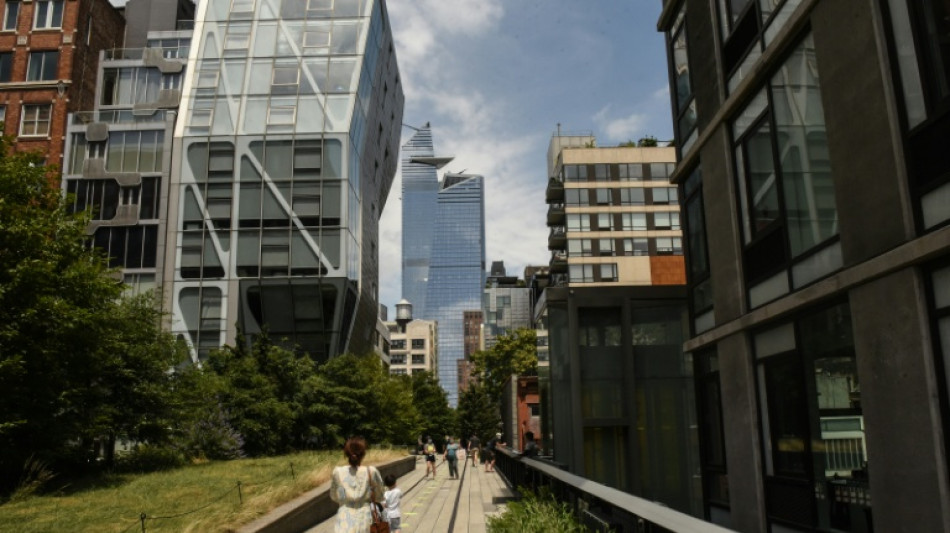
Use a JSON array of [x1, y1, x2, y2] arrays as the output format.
[[384, 474, 397, 488]]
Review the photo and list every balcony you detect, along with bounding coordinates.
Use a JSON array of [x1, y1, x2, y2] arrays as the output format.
[[72, 110, 170, 125], [548, 226, 566, 250], [547, 203, 565, 226], [550, 250, 568, 273], [545, 177, 564, 203]]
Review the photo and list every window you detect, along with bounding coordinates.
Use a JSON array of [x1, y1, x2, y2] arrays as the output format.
[[649, 163, 673, 181], [654, 212, 681, 230], [27, 51, 58, 81], [694, 350, 729, 512], [594, 164, 608, 181], [391, 339, 405, 350], [0, 52, 11, 82], [621, 213, 647, 231], [667, 4, 698, 153], [733, 34, 838, 284], [231, 0, 255, 13], [101, 67, 164, 106], [595, 188, 611, 205], [390, 353, 406, 364], [568, 238, 593, 257], [19, 104, 51, 136], [652, 187, 678, 205], [597, 213, 613, 231], [567, 213, 590, 232], [599, 263, 618, 282], [569, 264, 594, 283], [620, 188, 644, 205], [928, 261, 950, 474], [623, 237, 649, 256], [3, 1, 18, 31], [565, 188, 589, 206], [598, 238, 615, 256], [754, 303, 867, 530], [412, 354, 425, 365], [303, 28, 331, 50], [683, 166, 714, 321], [564, 164, 588, 182], [225, 23, 251, 53], [0, 105, 6, 125], [411, 338, 425, 349], [655, 237, 683, 255], [618, 163, 644, 181], [267, 104, 296, 125], [33, 0, 63, 29], [271, 64, 300, 95]]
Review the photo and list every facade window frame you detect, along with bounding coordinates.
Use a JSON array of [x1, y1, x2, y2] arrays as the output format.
[[925, 258, 950, 482], [27, 50, 59, 81], [0, 51, 12, 82], [19, 103, 51, 137], [33, 0, 63, 30], [3, 1, 18, 31]]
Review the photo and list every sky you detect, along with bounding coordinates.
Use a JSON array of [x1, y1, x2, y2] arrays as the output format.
[[378, 0, 674, 311]]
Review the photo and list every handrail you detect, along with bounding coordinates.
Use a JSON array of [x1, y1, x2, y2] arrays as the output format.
[[494, 447, 735, 532]]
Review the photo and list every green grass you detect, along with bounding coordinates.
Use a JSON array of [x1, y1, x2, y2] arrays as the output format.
[[0, 449, 407, 533]]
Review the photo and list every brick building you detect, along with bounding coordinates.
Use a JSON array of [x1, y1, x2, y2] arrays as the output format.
[[0, 0, 124, 169]]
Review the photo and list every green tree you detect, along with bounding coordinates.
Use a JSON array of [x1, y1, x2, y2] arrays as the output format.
[[410, 371, 457, 447], [457, 382, 501, 446], [470, 328, 538, 400], [0, 139, 189, 487], [637, 136, 659, 147]]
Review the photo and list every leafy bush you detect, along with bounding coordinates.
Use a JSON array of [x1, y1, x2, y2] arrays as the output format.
[[115, 445, 185, 473], [176, 404, 245, 461], [7, 456, 57, 502], [487, 490, 587, 533]]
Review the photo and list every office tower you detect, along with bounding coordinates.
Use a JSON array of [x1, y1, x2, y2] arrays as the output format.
[[425, 172, 486, 406], [62, 0, 192, 296], [400, 123, 452, 318], [0, 0, 124, 167], [166, 0, 403, 362], [659, 0, 950, 530], [538, 132, 698, 514]]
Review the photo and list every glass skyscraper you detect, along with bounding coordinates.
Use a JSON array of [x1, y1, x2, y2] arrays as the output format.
[[400, 124, 442, 318], [165, 0, 404, 362], [424, 172, 486, 406]]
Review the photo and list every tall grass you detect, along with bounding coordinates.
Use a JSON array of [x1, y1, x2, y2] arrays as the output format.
[[0, 449, 405, 533], [487, 489, 588, 533]]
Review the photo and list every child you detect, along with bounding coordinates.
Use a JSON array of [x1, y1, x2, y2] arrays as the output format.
[[383, 474, 402, 533]]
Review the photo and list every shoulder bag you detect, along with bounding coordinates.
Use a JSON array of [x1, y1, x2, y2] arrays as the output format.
[[368, 467, 390, 533]]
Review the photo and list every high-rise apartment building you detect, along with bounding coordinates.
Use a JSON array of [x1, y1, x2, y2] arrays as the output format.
[[538, 132, 699, 515], [385, 300, 436, 377], [163, 0, 403, 362], [483, 261, 531, 348], [659, 0, 950, 530], [0, 0, 124, 167], [62, 0, 193, 298]]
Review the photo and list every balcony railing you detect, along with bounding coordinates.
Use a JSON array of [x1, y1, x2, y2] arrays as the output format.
[[546, 177, 565, 203], [550, 250, 568, 273], [547, 203, 565, 226], [495, 448, 735, 533], [72, 110, 170, 125], [548, 226, 566, 251], [105, 47, 190, 61]]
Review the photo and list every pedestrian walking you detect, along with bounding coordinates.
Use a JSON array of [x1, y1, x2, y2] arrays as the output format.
[[467, 434, 480, 467], [444, 437, 460, 479], [383, 474, 402, 533], [329, 436, 385, 533], [423, 436, 438, 479]]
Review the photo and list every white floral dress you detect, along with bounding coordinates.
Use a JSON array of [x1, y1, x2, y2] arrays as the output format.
[[329, 465, 384, 533]]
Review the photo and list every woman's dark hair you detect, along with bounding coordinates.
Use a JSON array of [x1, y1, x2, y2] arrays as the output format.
[[343, 436, 367, 467]]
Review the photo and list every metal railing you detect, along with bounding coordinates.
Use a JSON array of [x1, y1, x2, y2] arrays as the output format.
[[494, 448, 735, 533], [72, 110, 170, 125]]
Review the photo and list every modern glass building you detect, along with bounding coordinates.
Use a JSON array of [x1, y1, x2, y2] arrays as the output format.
[[165, 0, 403, 362], [424, 172, 486, 406], [400, 123, 452, 318]]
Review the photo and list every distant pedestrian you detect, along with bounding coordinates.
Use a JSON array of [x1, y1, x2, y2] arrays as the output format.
[[423, 436, 438, 479], [485, 432, 504, 473], [383, 474, 402, 533], [444, 437, 460, 479], [522, 431, 539, 458], [329, 436, 385, 533], [467, 434, 480, 467]]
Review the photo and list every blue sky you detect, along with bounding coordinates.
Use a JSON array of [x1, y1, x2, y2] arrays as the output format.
[[379, 0, 673, 311]]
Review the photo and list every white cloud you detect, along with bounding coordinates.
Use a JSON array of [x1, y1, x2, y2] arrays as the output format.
[[593, 105, 648, 144]]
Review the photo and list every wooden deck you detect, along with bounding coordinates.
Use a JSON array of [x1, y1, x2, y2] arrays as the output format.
[[305, 454, 516, 533]]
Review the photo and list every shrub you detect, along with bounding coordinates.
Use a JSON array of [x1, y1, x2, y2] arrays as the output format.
[[115, 445, 185, 473], [176, 404, 246, 461], [7, 456, 57, 502], [487, 490, 587, 532]]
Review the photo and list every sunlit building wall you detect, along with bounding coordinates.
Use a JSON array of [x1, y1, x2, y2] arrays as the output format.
[[165, 0, 403, 362]]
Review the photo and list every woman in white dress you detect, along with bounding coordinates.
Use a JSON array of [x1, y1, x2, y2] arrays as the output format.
[[330, 436, 385, 533]]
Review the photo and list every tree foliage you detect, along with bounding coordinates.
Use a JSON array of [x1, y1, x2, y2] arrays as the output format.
[[637, 136, 659, 147], [457, 381, 501, 446], [0, 140, 189, 487], [409, 371, 457, 447], [470, 328, 538, 401]]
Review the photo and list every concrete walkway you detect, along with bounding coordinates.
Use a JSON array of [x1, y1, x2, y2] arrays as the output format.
[[305, 454, 516, 533]]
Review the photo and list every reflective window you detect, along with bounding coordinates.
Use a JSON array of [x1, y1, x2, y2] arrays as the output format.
[[27, 50, 58, 81], [19, 104, 51, 136], [668, 4, 697, 152], [620, 188, 644, 205], [3, 1, 18, 31], [622, 237, 649, 256], [653, 212, 681, 230], [0, 52, 12, 82], [33, 0, 62, 29], [621, 213, 647, 231], [565, 188, 589, 206]]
